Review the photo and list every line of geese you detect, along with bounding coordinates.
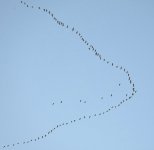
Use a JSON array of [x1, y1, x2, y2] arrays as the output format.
[[1, 1, 137, 149]]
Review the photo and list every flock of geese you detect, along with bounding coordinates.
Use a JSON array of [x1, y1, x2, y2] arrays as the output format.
[[1, 1, 137, 149]]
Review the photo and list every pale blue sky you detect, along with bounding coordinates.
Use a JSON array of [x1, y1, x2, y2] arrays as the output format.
[[0, 0, 154, 150]]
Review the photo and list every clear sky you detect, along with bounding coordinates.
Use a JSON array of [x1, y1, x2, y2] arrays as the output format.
[[0, 0, 154, 150]]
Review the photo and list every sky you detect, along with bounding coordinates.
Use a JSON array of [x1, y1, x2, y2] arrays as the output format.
[[0, 0, 154, 150]]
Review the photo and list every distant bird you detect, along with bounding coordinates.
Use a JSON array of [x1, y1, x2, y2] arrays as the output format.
[[80, 100, 82, 102], [111, 94, 112, 97], [99, 113, 101, 115], [60, 101, 62, 103], [66, 25, 68, 28], [52, 102, 54, 105], [119, 83, 121, 86], [27, 4, 28, 7], [72, 27, 74, 31], [21, 1, 22, 3], [112, 63, 114, 66], [38, 7, 40, 9]]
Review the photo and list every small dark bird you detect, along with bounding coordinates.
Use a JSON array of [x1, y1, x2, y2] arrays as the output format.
[[52, 102, 54, 105], [13, 144, 15, 146], [119, 83, 121, 86], [80, 100, 82, 102], [111, 94, 112, 97], [21, 1, 22, 3], [60, 101, 62, 103], [72, 27, 74, 31], [27, 5, 28, 7], [112, 63, 114, 66], [38, 7, 40, 9]]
